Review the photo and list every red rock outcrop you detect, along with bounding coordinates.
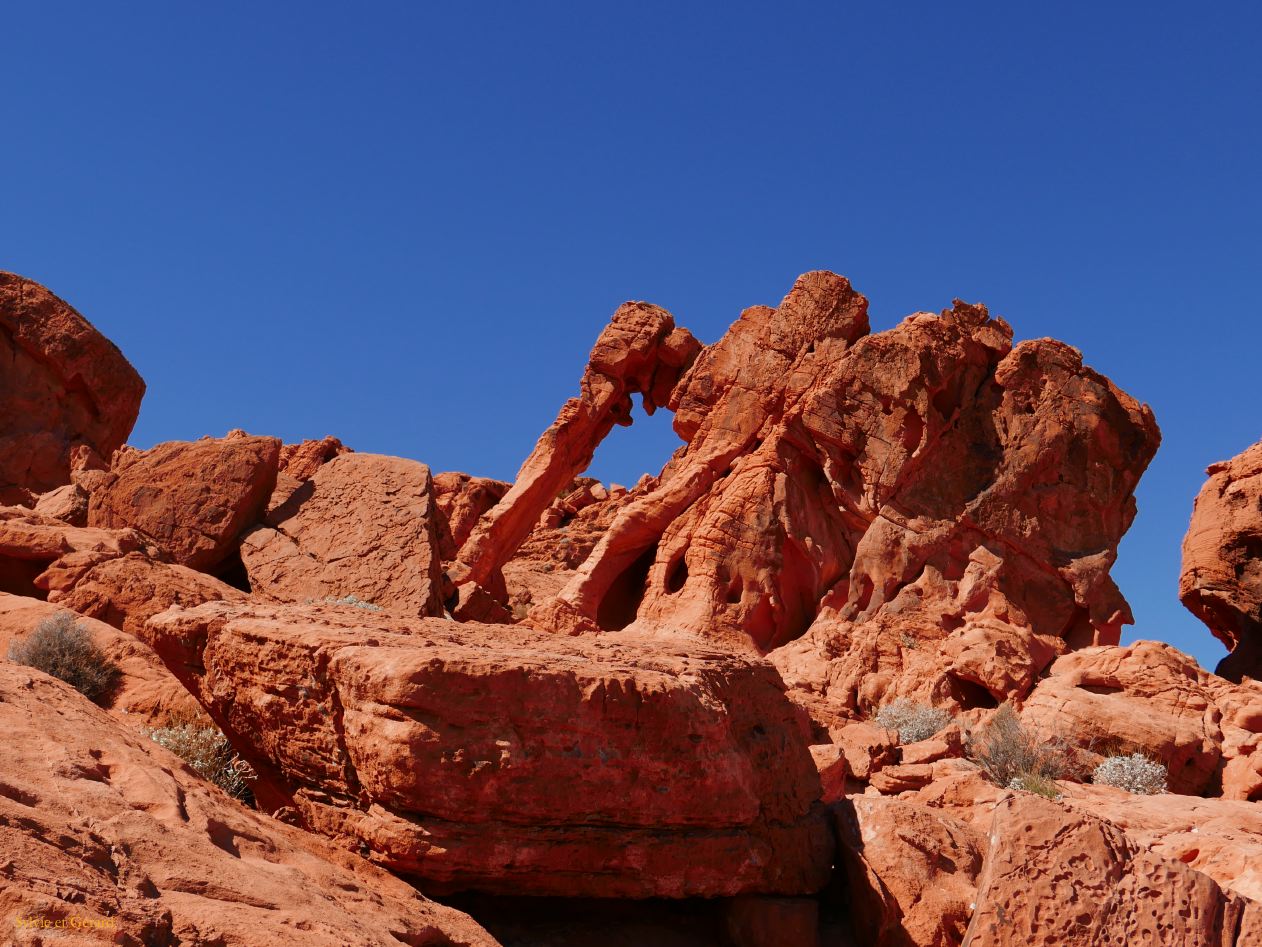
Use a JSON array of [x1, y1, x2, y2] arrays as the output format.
[[465, 273, 1157, 737], [433, 471, 509, 557], [278, 434, 351, 480], [88, 433, 281, 572], [0, 504, 146, 599], [141, 600, 833, 898], [0, 593, 199, 722], [1013, 641, 1262, 799], [0, 272, 145, 497], [240, 453, 445, 616], [963, 793, 1261, 946], [1182, 441, 1262, 682], [0, 661, 496, 946], [55, 551, 247, 639], [448, 301, 702, 603], [835, 797, 984, 947]]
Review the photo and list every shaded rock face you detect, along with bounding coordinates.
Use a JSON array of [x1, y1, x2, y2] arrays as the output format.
[[0, 273, 145, 497], [88, 433, 281, 573], [141, 600, 833, 899], [241, 453, 446, 616], [835, 797, 983, 947], [1182, 441, 1262, 682], [0, 662, 495, 947]]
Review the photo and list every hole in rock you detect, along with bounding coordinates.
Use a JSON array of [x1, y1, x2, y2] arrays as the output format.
[[596, 545, 657, 631], [580, 393, 686, 489], [214, 548, 253, 593], [948, 674, 1000, 710], [665, 552, 688, 594], [1077, 683, 1124, 696], [0, 555, 55, 599], [931, 387, 956, 419], [725, 578, 743, 604]]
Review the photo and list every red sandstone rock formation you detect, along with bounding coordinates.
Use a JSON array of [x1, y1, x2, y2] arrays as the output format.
[[964, 794, 1261, 946], [1182, 440, 1262, 682], [241, 453, 446, 616], [8, 267, 1261, 946], [0, 593, 197, 722], [0, 662, 495, 946], [468, 273, 1156, 737], [835, 797, 983, 947], [88, 433, 281, 572], [448, 301, 702, 605], [0, 273, 145, 498], [1019, 641, 1262, 796], [141, 600, 833, 898]]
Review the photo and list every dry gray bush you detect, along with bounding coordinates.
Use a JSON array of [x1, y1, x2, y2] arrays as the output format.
[[966, 703, 1076, 789], [1092, 753, 1167, 795], [7, 611, 119, 704], [875, 698, 952, 744], [145, 717, 256, 804]]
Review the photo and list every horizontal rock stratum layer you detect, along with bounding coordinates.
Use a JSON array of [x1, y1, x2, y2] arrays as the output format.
[[141, 600, 833, 898]]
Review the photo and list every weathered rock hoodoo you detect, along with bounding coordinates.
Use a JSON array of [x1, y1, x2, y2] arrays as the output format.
[[2, 269, 1261, 947], [0, 272, 145, 500], [1182, 440, 1262, 682]]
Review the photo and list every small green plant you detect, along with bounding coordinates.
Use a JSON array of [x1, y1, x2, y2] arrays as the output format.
[[1092, 753, 1167, 795], [7, 611, 119, 704], [966, 703, 1074, 789], [144, 715, 257, 804], [875, 698, 952, 744], [899, 632, 918, 650]]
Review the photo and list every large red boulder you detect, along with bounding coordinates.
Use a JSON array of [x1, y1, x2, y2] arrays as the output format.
[[0, 661, 496, 946], [141, 600, 833, 898], [88, 433, 281, 572], [240, 452, 446, 616], [1181, 440, 1262, 682], [964, 794, 1260, 946], [0, 273, 144, 498]]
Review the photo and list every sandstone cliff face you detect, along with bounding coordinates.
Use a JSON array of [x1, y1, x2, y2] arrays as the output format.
[[1182, 440, 1262, 682], [0, 273, 145, 498]]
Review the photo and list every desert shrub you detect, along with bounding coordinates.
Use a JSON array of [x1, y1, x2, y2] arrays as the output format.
[[966, 703, 1074, 789], [7, 611, 119, 704], [1007, 772, 1063, 800], [1092, 753, 1167, 795], [145, 716, 256, 804], [306, 594, 383, 611], [875, 698, 952, 744]]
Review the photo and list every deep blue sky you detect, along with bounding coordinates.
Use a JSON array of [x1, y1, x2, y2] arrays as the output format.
[[2, 4, 1258, 669]]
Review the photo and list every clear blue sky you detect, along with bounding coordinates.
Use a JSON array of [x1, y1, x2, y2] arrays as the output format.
[[2, 3, 1258, 670]]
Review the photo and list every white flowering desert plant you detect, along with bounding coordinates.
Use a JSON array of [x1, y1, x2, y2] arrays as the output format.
[[1092, 753, 1167, 795], [875, 698, 952, 744]]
